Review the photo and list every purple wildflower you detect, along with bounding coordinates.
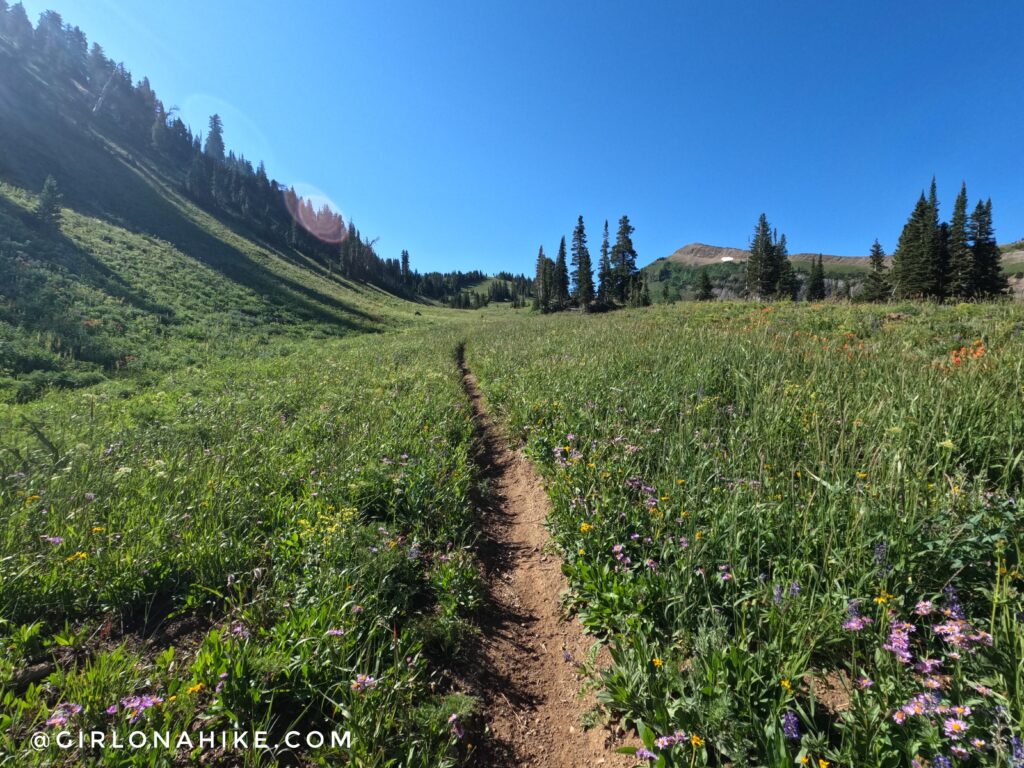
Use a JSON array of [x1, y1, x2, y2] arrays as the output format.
[[782, 711, 800, 741]]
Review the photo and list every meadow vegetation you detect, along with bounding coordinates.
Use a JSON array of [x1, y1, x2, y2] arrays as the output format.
[[0, 330, 479, 766], [464, 301, 1024, 768]]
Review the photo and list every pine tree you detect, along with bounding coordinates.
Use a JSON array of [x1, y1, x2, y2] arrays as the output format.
[[400, 250, 411, 284], [775, 233, 798, 299], [970, 199, 1006, 298], [533, 245, 548, 311], [806, 254, 826, 301], [639, 275, 651, 306], [946, 183, 974, 298], [204, 114, 225, 162], [553, 236, 570, 309], [570, 215, 594, 309], [928, 177, 949, 297], [597, 219, 612, 304], [610, 216, 637, 302], [696, 268, 714, 301], [36, 175, 62, 227], [745, 214, 774, 298], [891, 192, 938, 298], [861, 239, 890, 302]]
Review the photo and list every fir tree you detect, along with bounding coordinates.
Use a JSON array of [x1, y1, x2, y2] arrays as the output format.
[[639, 275, 651, 306], [745, 214, 775, 298], [696, 268, 714, 301], [570, 215, 595, 309], [553, 236, 570, 309], [970, 199, 1006, 298], [610, 216, 637, 302], [36, 175, 62, 227], [946, 183, 974, 298], [400, 250, 411, 284], [806, 254, 826, 301], [597, 219, 612, 303], [861, 239, 890, 302], [775, 233, 798, 300], [928, 177, 949, 297], [891, 192, 938, 298], [204, 114, 225, 162], [533, 245, 549, 311]]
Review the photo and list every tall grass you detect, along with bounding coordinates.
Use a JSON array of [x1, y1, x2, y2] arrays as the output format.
[[466, 301, 1024, 767]]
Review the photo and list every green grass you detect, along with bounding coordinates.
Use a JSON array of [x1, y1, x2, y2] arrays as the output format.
[[463, 301, 1024, 767], [0, 328, 478, 766]]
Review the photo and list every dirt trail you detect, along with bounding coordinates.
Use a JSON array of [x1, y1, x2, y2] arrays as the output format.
[[456, 346, 634, 768]]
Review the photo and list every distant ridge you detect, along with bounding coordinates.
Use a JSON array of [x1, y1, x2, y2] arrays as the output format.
[[658, 242, 872, 268]]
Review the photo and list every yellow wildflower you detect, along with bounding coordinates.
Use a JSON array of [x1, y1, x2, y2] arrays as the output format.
[[690, 734, 703, 747], [652, 657, 663, 668], [187, 683, 205, 695], [579, 522, 593, 533], [780, 678, 792, 692]]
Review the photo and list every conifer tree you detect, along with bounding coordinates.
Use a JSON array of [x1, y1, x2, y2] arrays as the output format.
[[928, 177, 949, 297], [891, 192, 938, 298], [400, 250, 411, 284], [970, 199, 1006, 298], [597, 219, 612, 303], [204, 114, 225, 162], [745, 214, 776, 298], [610, 216, 638, 302], [861, 239, 890, 302], [775, 233, 798, 299], [696, 268, 714, 301], [946, 183, 974, 298], [639, 275, 651, 306], [570, 215, 595, 309], [806, 254, 826, 301], [36, 175, 62, 227], [553, 236, 570, 309], [533, 245, 549, 311]]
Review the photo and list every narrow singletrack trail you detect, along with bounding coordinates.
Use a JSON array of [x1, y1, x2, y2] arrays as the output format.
[[456, 346, 634, 768]]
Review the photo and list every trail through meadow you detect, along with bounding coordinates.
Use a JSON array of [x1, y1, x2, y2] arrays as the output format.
[[455, 345, 634, 768]]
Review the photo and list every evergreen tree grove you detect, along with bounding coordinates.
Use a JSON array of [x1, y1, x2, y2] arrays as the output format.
[[696, 268, 714, 301], [970, 199, 1006, 298], [806, 255, 826, 301]]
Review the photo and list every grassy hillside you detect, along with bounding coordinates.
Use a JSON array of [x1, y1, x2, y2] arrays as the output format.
[[0, 37, 448, 402]]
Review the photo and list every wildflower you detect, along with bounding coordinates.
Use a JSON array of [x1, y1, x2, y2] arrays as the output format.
[[913, 601, 934, 616], [819, 759, 830, 768], [892, 711, 907, 724], [186, 683, 205, 695], [843, 601, 873, 631], [856, 676, 873, 689], [636, 747, 657, 760], [351, 604, 364, 614], [579, 522, 593, 533], [46, 702, 82, 727], [782, 711, 800, 741], [41, 535, 63, 545], [780, 678, 793, 692], [882, 621, 915, 664], [448, 713, 464, 740], [105, 704, 118, 715], [84, 492, 96, 502], [971, 738, 986, 749], [65, 551, 88, 562], [950, 746, 969, 760], [91, 526, 104, 534], [789, 581, 801, 597], [773, 585, 784, 605], [652, 657, 663, 668], [932, 756, 952, 768], [690, 734, 703, 747], [924, 677, 943, 690], [937, 439, 955, 450], [351, 674, 377, 693]]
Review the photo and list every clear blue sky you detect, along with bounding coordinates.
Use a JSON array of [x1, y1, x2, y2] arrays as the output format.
[[21, 0, 1024, 273]]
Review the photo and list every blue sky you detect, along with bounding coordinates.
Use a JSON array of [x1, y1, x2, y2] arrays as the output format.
[[21, 0, 1024, 274]]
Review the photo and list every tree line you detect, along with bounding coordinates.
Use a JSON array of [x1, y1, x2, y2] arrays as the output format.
[[534, 215, 650, 313], [0, 3, 478, 302], [731, 179, 1007, 303]]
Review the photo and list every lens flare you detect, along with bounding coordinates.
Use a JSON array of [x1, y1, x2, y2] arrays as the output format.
[[284, 182, 346, 243]]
